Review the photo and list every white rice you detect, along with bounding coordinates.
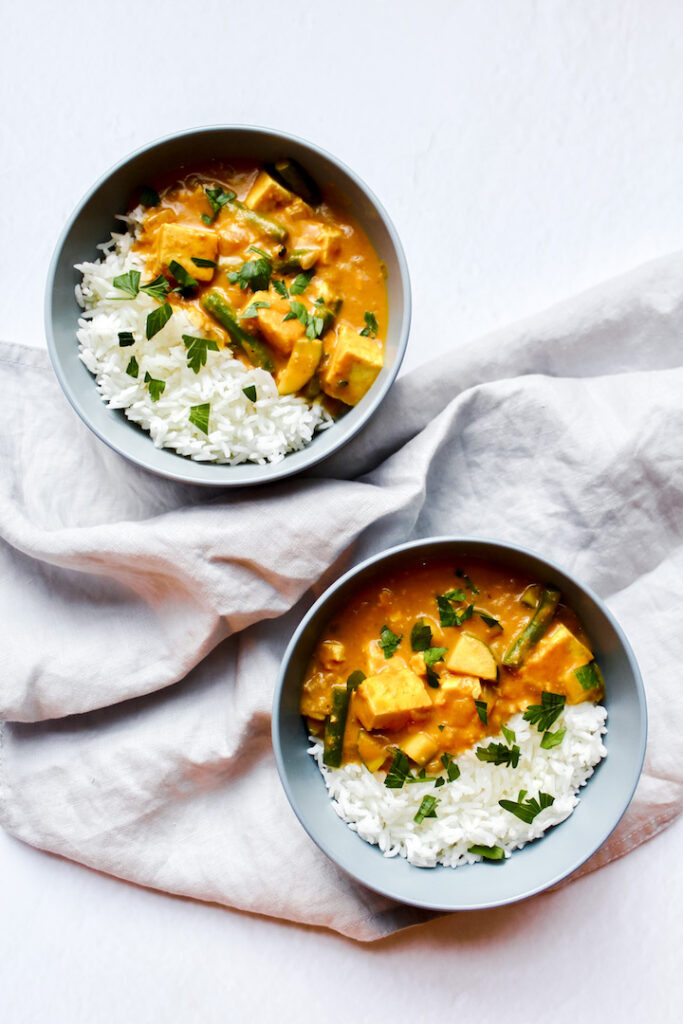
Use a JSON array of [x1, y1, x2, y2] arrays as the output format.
[[75, 210, 333, 465], [311, 703, 607, 867]]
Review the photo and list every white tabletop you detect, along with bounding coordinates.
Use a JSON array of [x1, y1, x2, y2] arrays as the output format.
[[1, 1, 682, 1020]]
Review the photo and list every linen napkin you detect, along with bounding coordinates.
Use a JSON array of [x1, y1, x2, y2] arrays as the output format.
[[1, 249, 683, 940]]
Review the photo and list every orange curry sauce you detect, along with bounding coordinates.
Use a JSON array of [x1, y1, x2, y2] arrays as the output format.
[[300, 559, 603, 775], [131, 162, 388, 410]]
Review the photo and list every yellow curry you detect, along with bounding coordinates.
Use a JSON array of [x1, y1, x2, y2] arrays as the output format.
[[300, 559, 604, 774], [132, 159, 388, 411]]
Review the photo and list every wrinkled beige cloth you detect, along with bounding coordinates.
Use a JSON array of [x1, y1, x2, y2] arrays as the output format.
[[1, 251, 683, 940]]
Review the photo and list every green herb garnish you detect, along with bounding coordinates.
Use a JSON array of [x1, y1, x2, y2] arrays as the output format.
[[501, 723, 516, 745], [378, 625, 402, 659], [282, 299, 325, 339], [189, 402, 211, 435], [523, 692, 566, 732], [143, 371, 165, 402], [414, 795, 439, 824], [125, 356, 139, 378], [169, 260, 198, 293], [436, 594, 457, 627], [468, 844, 505, 861], [182, 334, 220, 374], [360, 311, 378, 337], [290, 269, 315, 295], [499, 790, 555, 824], [455, 568, 480, 594], [117, 331, 135, 347], [474, 699, 488, 725], [228, 256, 271, 292], [146, 302, 172, 340], [440, 752, 460, 782], [140, 275, 170, 302], [242, 385, 257, 402], [475, 608, 503, 629], [239, 301, 270, 319], [113, 270, 140, 298], [202, 186, 235, 224], [436, 591, 474, 627], [272, 279, 288, 298], [191, 256, 218, 268], [574, 662, 604, 691], [346, 669, 366, 692], [410, 620, 432, 652], [434, 776, 445, 788], [443, 588, 467, 602], [424, 648, 447, 688], [140, 186, 160, 207], [384, 749, 411, 789], [540, 725, 566, 750], [475, 741, 521, 768]]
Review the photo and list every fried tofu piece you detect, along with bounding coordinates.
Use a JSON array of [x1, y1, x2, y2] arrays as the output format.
[[309, 223, 343, 264], [245, 171, 294, 212], [431, 672, 482, 707], [319, 640, 345, 669], [401, 732, 440, 766], [249, 291, 305, 356], [521, 623, 593, 700], [355, 667, 432, 732], [320, 325, 383, 405], [153, 223, 218, 282]]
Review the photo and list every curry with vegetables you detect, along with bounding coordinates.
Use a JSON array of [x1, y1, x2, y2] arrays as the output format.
[[301, 559, 605, 774], [131, 159, 387, 411]]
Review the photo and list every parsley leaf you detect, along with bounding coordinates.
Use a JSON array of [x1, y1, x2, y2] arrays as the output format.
[[436, 591, 474, 627], [468, 844, 505, 861], [424, 646, 447, 667], [140, 275, 170, 302], [182, 334, 220, 374], [523, 692, 566, 732], [384, 749, 411, 789], [125, 356, 139, 378], [203, 186, 235, 223], [189, 402, 211, 435], [436, 594, 457, 628], [228, 256, 271, 292], [117, 331, 135, 347], [360, 311, 378, 337], [474, 699, 488, 725], [239, 301, 270, 319], [410, 620, 432, 652], [475, 741, 521, 768], [290, 268, 315, 295], [346, 669, 366, 692], [499, 791, 555, 824], [414, 794, 439, 824], [143, 371, 165, 402], [272, 279, 288, 298], [242, 385, 257, 402], [574, 662, 604, 691], [443, 588, 467, 602], [501, 723, 516, 745], [455, 568, 480, 594], [140, 186, 160, 207], [475, 608, 503, 629], [434, 776, 445, 788], [440, 752, 460, 782], [169, 260, 198, 294], [146, 302, 172, 340], [113, 270, 140, 298], [191, 256, 217, 268], [378, 625, 402, 659], [540, 725, 566, 750], [425, 665, 440, 689]]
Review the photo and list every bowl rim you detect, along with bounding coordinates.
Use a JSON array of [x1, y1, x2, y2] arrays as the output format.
[[44, 123, 411, 487], [272, 535, 648, 910]]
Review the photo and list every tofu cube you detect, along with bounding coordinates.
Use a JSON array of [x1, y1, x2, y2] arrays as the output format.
[[250, 292, 305, 356], [154, 224, 218, 282], [309, 223, 343, 264], [522, 624, 593, 700], [355, 667, 432, 732], [245, 171, 294, 212], [320, 326, 383, 405], [431, 672, 482, 707], [401, 732, 440, 766], [319, 640, 345, 669]]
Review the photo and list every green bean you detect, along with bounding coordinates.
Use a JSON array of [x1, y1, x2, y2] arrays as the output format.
[[502, 587, 561, 669], [201, 291, 274, 372]]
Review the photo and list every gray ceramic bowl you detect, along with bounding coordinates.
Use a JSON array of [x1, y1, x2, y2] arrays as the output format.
[[272, 537, 647, 910], [45, 125, 410, 486]]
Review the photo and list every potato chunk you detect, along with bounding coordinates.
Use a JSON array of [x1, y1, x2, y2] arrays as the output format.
[[446, 634, 498, 681], [355, 667, 432, 732], [320, 326, 383, 405], [401, 732, 439, 766], [250, 291, 305, 356], [277, 338, 323, 395], [153, 223, 218, 281], [245, 171, 294, 212], [521, 623, 593, 702]]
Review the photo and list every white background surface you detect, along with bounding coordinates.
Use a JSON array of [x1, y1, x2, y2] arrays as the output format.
[[1, 1, 682, 1020]]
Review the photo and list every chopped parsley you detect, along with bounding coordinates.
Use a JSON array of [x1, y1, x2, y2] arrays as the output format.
[[191, 256, 217, 268], [436, 592, 474, 628], [146, 302, 172, 340], [290, 269, 315, 295], [468, 844, 505, 861], [440, 752, 460, 782], [455, 568, 479, 594], [117, 331, 135, 347], [475, 741, 521, 768], [169, 260, 198, 294], [112, 270, 140, 298], [474, 608, 503, 629], [140, 186, 160, 207], [378, 625, 402, 659], [346, 669, 366, 692], [272, 279, 288, 298], [202, 186, 235, 224], [384, 749, 412, 788], [182, 334, 220, 374], [410, 620, 432, 652], [360, 311, 378, 337], [242, 385, 257, 402], [443, 588, 466, 602], [499, 790, 555, 824], [189, 402, 211, 435], [424, 646, 447, 667], [436, 594, 458, 627], [540, 725, 566, 750], [140, 275, 170, 302], [474, 699, 488, 725], [125, 356, 139, 378], [239, 300, 270, 319], [228, 256, 271, 292], [143, 371, 165, 402], [414, 794, 439, 824], [523, 692, 566, 732], [574, 662, 604, 691], [501, 723, 516, 745], [282, 299, 326, 340]]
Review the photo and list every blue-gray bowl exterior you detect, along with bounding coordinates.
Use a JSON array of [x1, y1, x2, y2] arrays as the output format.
[[45, 126, 411, 486], [272, 537, 647, 911]]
